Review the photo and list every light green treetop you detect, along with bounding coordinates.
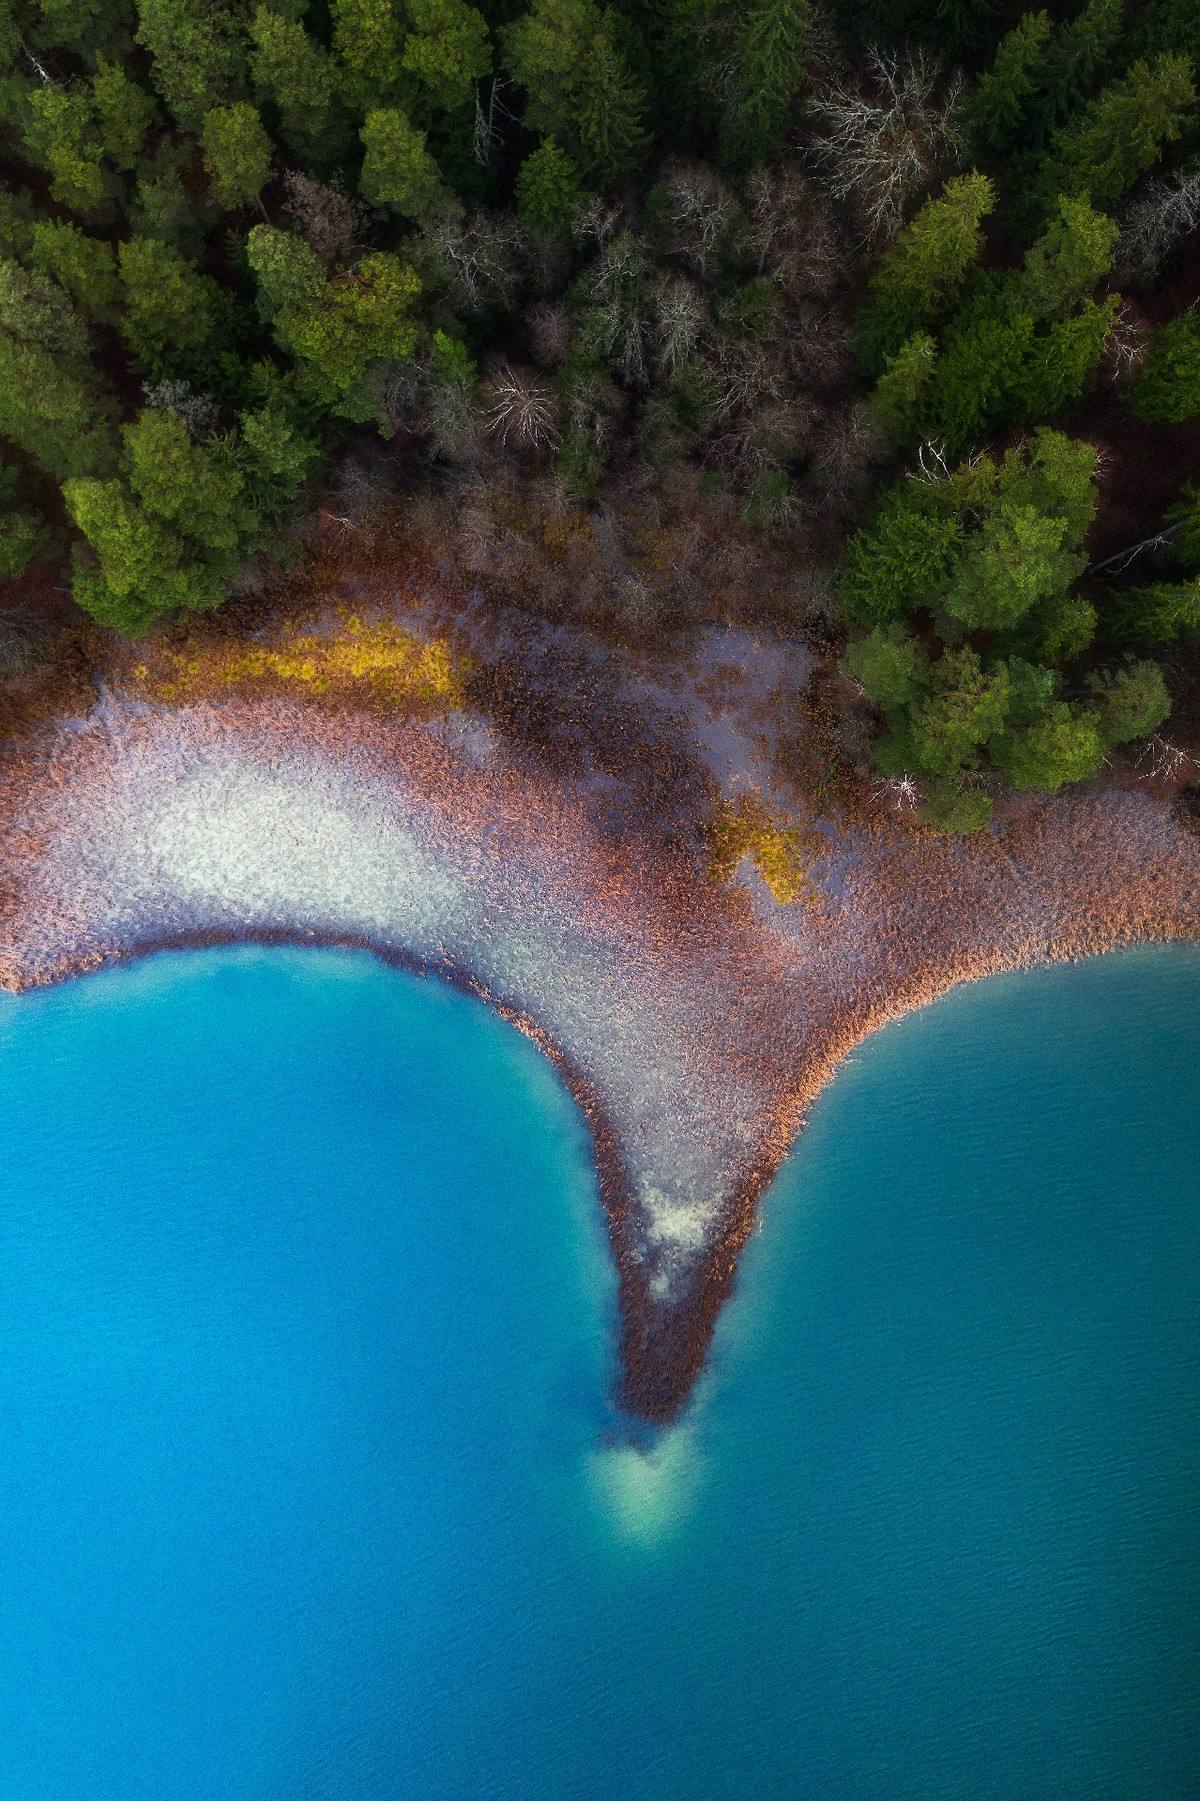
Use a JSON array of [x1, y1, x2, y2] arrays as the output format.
[[201, 102, 274, 210], [1010, 194, 1118, 320], [29, 219, 120, 322], [24, 83, 109, 215], [841, 623, 928, 712], [1131, 308, 1200, 422], [515, 138, 584, 238], [502, 0, 598, 144], [359, 108, 447, 217], [246, 224, 327, 319], [249, 8, 340, 161], [135, 0, 245, 130], [92, 57, 156, 169], [872, 173, 997, 310], [272, 250, 422, 422], [118, 237, 217, 375], [402, 0, 491, 111]]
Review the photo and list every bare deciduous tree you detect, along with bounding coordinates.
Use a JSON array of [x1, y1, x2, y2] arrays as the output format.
[[806, 400, 883, 511], [1135, 735, 1200, 782], [484, 363, 558, 449], [586, 234, 653, 387], [368, 359, 425, 437], [142, 380, 218, 436], [527, 300, 571, 369], [282, 171, 363, 265], [706, 343, 811, 480], [427, 375, 481, 464], [424, 209, 524, 314], [571, 194, 626, 252], [1100, 299, 1151, 383], [806, 51, 964, 239], [1116, 161, 1200, 281], [658, 160, 736, 278], [651, 274, 708, 375], [472, 78, 513, 165], [745, 165, 845, 299]]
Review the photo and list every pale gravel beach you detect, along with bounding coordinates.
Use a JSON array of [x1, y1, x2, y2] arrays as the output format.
[[4, 691, 1200, 1420]]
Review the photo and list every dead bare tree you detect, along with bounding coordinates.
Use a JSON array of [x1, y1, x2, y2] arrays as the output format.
[[1135, 734, 1200, 782], [526, 300, 571, 369], [424, 209, 524, 314], [806, 51, 964, 240], [282, 171, 363, 265], [586, 234, 653, 387], [142, 380, 218, 436], [806, 400, 884, 512], [1100, 298, 1151, 383], [483, 363, 558, 450], [745, 165, 846, 299], [651, 274, 708, 375], [472, 77, 513, 165], [572, 194, 625, 252], [1116, 161, 1200, 282], [658, 161, 736, 278]]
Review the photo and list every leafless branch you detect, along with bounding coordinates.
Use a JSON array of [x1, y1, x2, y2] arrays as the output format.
[[806, 50, 963, 240]]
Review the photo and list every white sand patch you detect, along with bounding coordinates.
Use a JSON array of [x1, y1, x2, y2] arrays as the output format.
[[7, 701, 780, 1297]]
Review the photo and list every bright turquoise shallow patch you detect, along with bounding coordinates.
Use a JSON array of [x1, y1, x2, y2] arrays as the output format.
[[0, 944, 1197, 1800]]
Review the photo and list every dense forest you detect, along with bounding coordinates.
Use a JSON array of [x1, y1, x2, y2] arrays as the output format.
[[1, 0, 1199, 826]]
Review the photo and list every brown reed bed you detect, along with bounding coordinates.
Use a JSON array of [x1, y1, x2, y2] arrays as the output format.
[[2, 650, 1200, 1426]]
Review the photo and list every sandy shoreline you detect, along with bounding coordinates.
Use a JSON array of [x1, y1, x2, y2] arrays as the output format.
[[3, 692, 1200, 1424]]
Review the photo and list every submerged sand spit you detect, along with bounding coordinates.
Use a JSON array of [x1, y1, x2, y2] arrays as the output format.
[[3, 695, 1200, 1422]]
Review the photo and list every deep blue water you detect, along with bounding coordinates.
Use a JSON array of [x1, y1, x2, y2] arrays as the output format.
[[0, 943, 1197, 1801]]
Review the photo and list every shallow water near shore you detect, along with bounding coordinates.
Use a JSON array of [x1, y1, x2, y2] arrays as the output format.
[[0, 942, 1197, 1800]]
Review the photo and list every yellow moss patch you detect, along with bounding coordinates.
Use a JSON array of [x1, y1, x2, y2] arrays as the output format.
[[142, 611, 466, 714], [701, 795, 823, 907]]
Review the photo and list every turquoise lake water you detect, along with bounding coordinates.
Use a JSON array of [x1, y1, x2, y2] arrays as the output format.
[[0, 942, 1197, 1799]]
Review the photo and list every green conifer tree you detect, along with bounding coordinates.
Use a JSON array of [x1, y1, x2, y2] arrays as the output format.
[[28, 220, 120, 322], [870, 332, 937, 444], [246, 225, 327, 320], [135, 0, 245, 130], [501, 0, 598, 145], [1040, 53, 1197, 210], [856, 172, 995, 370], [91, 57, 156, 169], [991, 699, 1104, 788], [967, 10, 1053, 153], [1107, 577, 1200, 644], [118, 238, 218, 378], [359, 109, 448, 217], [201, 103, 274, 211], [718, 0, 812, 170], [249, 8, 340, 163], [23, 84, 110, 215], [330, 0, 405, 107], [0, 258, 117, 479], [1038, 0, 1124, 133], [1008, 193, 1118, 320], [401, 0, 491, 112], [515, 139, 584, 238], [1088, 658, 1171, 742], [1130, 308, 1200, 422], [576, 15, 650, 185], [271, 251, 422, 423]]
